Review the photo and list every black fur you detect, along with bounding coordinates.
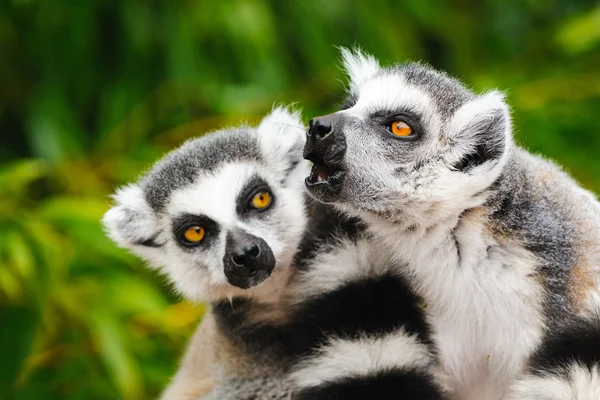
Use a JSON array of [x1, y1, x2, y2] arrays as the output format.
[[134, 235, 162, 248], [235, 175, 273, 217], [171, 213, 220, 251], [212, 273, 430, 361], [290, 272, 432, 355], [295, 368, 445, 400], [212, 299, 294, 363], [293, 198, 366, 270], [529, 316, 600, 375]]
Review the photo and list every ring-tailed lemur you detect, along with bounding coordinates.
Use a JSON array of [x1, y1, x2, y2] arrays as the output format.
[[302, 48, 600, 400], [102, 108, 447, 399]]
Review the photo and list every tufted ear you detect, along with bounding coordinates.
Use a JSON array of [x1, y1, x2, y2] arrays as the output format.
[[448, 90, 512, 172], [102, 184, 167, 268], [339, 47, 380, 93], [256, 106, 309, 185]]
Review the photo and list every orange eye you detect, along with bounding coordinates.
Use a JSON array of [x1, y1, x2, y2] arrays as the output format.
[[184, 226, 205, 243], [390, 121, 413, 137], [251, 191, 272, 210]]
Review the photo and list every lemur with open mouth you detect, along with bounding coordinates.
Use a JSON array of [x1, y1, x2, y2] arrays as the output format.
[[103, 108, 447, 399], [303, 48, 600, 400]]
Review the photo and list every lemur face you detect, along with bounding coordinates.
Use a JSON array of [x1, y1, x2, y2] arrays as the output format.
[[304, 49, 512, 225], [103, 108, 309, 302]]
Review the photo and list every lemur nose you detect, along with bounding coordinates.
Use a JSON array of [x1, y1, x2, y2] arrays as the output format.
[[308, 118, 332, 139], [231, 244, 260, 266]]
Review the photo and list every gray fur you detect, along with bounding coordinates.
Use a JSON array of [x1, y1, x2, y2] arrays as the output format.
[[142, 127, 262, 212], [486, 149, 581, 326], [204, 376, 292, 400], [388, 63, 473, 118]]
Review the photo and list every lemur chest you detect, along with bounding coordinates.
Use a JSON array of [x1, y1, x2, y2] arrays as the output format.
[[402, 231, 546, 399]]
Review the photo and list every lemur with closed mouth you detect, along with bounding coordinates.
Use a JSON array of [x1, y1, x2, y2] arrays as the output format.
[[303, 48, 600, 399], [102, 108, 447, 399]]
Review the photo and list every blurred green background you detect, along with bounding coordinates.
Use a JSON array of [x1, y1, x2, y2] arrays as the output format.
[[1, 0, 599, 398]]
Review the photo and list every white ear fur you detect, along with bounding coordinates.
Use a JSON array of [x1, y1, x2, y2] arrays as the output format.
[[447, 90, 512, 168], [340, 47, 381, 92], [450, 91, 510, 137], [257, 106, 306, 171], [102, 185, 166, 267], [257, 105, 304, 143]]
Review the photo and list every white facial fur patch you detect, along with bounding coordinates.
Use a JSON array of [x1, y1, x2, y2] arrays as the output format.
[[161, 161, 306, 303], [291, 329, 432, 390], [167, 163, 254, 228], [350, 74, 434, 122]]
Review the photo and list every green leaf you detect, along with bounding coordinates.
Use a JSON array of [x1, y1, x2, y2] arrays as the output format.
[[0, 306, 38, 399], [90, 310, 143, 400]]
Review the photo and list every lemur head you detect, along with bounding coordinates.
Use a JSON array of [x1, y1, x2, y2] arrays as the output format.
[[103, 108, 308, 302], [304, 48, 512, 227]]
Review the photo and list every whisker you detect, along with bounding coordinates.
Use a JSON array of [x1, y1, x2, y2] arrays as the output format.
[[274, 122, 306, 131]]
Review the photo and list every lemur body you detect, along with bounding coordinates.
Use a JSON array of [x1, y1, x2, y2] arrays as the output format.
[[303, 49, 600, 399], [103, 109, 446, 399]]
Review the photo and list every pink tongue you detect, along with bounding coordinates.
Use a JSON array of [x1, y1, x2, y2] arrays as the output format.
[[317, 169, 328, 182]]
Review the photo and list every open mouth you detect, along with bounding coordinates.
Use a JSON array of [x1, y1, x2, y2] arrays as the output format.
[[305, 157, 346, 188]]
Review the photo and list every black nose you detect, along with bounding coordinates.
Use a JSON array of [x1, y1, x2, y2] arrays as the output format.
[[231, 244, 260, 266], [223, 229, 276, 289], [308, 118, 332, 139]]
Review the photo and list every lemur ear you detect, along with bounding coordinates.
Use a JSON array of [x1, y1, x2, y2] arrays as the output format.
[[339, 47, 380, 93], [256, 106, 308, 186], [448, 90, 512, 171], [102, 185, 166, 267], [257, 105, 306, 164]]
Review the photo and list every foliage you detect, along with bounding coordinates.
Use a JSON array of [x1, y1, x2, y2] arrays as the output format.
[[0, 0, 599, 398]]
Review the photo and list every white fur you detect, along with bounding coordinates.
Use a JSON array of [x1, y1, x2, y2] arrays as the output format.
[[359, 204, 546, 400], [506, 365, 600, 400], [445, 90, 513, 170], [340, 48, 381, 93], [291, 329, 432, 389], [102, 184, 169, 268], [351, 74, 436, 124]]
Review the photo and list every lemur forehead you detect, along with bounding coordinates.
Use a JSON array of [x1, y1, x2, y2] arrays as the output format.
[[166, 163, 259, 226], [141, 127, 262, 212], [348, 63, 474, 118]]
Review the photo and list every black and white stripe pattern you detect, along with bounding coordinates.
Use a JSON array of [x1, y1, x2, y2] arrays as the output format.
[[289, 271, 444, 399], [213, 203, 446, 398], [507, 315, 600, 399]]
